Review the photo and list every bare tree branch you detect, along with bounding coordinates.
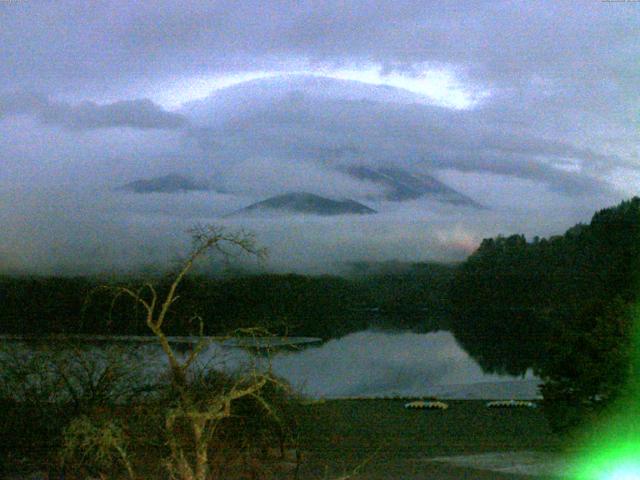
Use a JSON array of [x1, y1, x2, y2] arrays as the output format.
[[95, 225, 279, 480]]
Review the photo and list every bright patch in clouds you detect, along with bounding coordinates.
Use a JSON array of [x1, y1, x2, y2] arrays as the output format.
[[434, 225, 479, 254], [320, 65, 489, 110], [154, 64, 488, 110], [153, 72, 280, 109]]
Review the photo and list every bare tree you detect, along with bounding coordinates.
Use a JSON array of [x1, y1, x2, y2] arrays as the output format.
[[109, 225, 265, 386], [102, 225, 292, 480]]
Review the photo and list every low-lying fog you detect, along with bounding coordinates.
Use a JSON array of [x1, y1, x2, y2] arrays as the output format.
[[0, 182, 603, 275], [0, 74, 629, 276]]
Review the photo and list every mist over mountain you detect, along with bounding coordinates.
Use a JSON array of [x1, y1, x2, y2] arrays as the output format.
[[231, 192, 377, 216], [181, 74, 429, 126], [0, 64, 628, 274], [119, 174, 210, 193], [344, 165, 481, 206], [0, 68, 613, 274], [179, 75, 488, 208]]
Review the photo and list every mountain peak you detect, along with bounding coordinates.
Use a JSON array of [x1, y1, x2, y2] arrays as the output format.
[[345, 165, 482, 207], [230, 192, 377, 216], [118, 174, 210, 194]]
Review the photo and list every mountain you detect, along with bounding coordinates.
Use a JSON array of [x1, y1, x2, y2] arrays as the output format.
[[345, 165, 482, 207], [119, 174, 210, 193], [180, 75, 480, 209], [231, 192, 377, 216]]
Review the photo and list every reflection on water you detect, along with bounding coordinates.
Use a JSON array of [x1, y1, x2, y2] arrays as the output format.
[[1, 330, 540, 400], [270, 330, 540, 399]]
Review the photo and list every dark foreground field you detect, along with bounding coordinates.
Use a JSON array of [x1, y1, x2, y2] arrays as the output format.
[[295, 399, 565, 479], [4, 399, 567, 479]]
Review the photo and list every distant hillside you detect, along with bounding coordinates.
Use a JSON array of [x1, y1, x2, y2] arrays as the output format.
[[232, 192, 377, 216], [345, 165, 481, 207], [119, 174, 210, 193]]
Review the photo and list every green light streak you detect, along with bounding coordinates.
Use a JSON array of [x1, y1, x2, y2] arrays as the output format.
[[570, 441, 640, 479], [566, 305, 640, 479]]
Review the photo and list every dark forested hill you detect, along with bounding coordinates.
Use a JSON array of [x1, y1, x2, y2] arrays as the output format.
[[0, 265, 455, 338], [449, 197, 640, 382]]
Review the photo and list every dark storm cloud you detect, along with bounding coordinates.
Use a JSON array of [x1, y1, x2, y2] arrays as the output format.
[[0, 92, 187, 130]]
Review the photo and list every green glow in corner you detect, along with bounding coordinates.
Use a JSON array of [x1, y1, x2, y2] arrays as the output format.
[[567, 305, 640, 480], [603, 465, 640, 480], [570, 441, 640, 479]]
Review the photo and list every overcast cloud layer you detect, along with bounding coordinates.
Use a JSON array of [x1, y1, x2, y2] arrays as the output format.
[[0, 1, 638, 274]]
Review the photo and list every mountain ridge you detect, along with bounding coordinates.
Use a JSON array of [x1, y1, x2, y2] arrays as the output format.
[[178, 75, 481, 209], [344, 165, 482, 207], [118, 174, 210, 194], [229, 192, 377, 216]]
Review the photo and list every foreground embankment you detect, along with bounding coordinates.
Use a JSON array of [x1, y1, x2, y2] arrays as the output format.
[[3, 398, 571, 479], [296, 399, 566, 479]]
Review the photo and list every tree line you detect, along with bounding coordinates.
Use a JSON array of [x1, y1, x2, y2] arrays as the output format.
[[0, 265, 454, 339], [448, 197, 640, 430]]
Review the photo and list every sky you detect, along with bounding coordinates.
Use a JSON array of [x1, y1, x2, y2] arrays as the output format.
[[0, 0, 639, 274]]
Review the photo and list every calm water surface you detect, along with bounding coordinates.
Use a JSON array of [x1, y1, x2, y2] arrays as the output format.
[[1, 330, 540, 399]]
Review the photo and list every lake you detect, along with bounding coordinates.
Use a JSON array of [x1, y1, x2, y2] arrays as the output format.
[[270, 330, 540, 399], [0, 329, 540, 400]]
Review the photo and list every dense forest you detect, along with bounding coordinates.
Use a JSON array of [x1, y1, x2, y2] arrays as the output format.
[[0, 263, 454, 339], [448, 197, 640, 428]]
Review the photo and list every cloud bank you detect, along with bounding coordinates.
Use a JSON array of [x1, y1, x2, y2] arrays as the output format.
[[0, 92, 187, 130], [0, 1, 637, 274]]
